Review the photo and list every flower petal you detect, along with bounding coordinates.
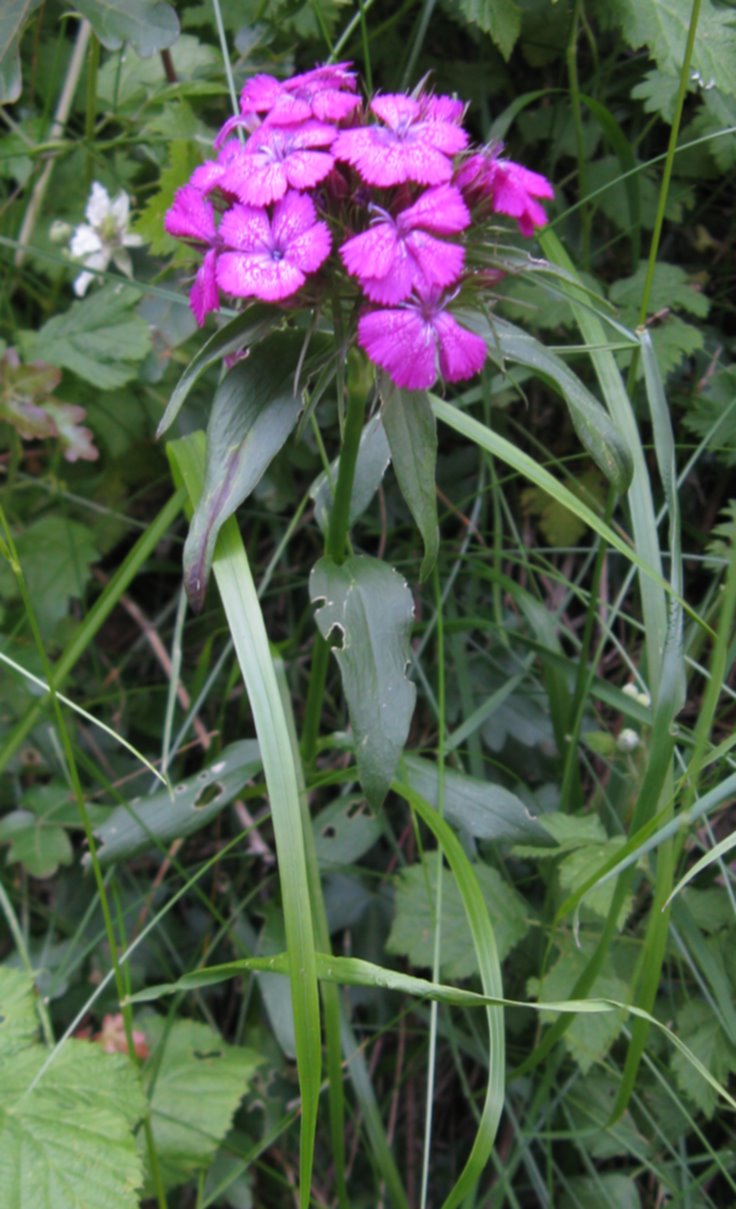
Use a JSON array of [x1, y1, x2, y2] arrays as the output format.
[[434, 312, 487, 382], [190, 248, 219, 324], [358, 307, 437, 390]]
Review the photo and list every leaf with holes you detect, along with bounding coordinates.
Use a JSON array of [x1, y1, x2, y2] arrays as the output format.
[[141, 1015, 262, 1191], [0, 966, 146, 1209], [313, 796, 382, 867], [310, 555, 416, 808], [381, 379, 438, 581], [182, 333, 305, 610], [92, 740, 261, 865]]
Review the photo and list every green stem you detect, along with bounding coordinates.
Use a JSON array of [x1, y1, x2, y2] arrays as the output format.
[[627, 0, 702, 388], [300, 385, 368, 764], [84, 32, 99, 192], [558, 487, 616, 811], [566, 0, 590, 268]]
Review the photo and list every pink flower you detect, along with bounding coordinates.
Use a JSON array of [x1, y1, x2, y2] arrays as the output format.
[[340, 184, 470, 304], [456, 149, 554, 237], [238, 62, 360, 126], [190, 248, 220, 325], [333, 93, 468, 187], [217, 122, 336, 206], [164, 184, 217, 243], [216, 191, 331, 302], [189, 139, 244, 197], [358, 290, 487, 390]]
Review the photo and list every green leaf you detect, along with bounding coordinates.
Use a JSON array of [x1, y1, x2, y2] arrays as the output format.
[[521, 467, 608, 546], [452, 0, 521, 59], [133, 139, 202, 255], [28, 286, 152, 390], [559, 837, 633, 927], [381, 380, 439, 581], [402, 754, 553, 845], [92, 740, 262, 865], [513, 809, 606, 859], [96, 34, 219, 109], [671, 999, 736, 1117], [310, 555, 416, 808], [73, 0, 179, 56], [0, 966, 146, 1209], [610, 260, 710, 319], [684, 366, 736, 467], [183, 334, 304, 610], [313, 795, 382, 868], [465, 311, 633, 493], [157, 305, 278, 437], [605, 0, 736, 99], [387, 855, 529, 979], [0, 517, 98, 636], [0, 0, 38, 104], [561, 1175, 641, 1209], [0, 809, 72, 878], [142, 1015, 262, 1190], [309, 413, 390, 535], [528, 941, 627, 1073]]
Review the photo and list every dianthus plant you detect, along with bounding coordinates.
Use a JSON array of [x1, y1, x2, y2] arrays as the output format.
[[163, 62, 556, 802]]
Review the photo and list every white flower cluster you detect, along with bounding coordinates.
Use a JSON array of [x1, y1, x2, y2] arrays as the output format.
[[68, 182, 143, 296]]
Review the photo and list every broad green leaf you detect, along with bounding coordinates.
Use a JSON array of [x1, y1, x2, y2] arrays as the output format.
[[142, 1016, 261, 1190], [96, 33, 220, 109], [512, 810, 606, 859], [381, 380, 438, 581], [387, 855, 528, 980], [309, 413, 390, 535], [605, 0, 736, 99], [610, 261, 709, 320], [73, 0, 179, 56], [671, 999, 736, 1118], [310, 555, 416, 807], [402, 754, 553, 845], [528, 942, 627, 1074], [313, 796, 382, 868], [27, 286, 152, 390], [0, 517, 98, 636], [559, 837, 633, 927], [452, 0, 521, 59], [183, 334, 304, 609], [157, 305, 278, 436], [521, 467, 608, 546], [92, 740, 262, 865], [465, 312, 633, 493], [0, 809, 72, 878], [0, 0, 37, 104], [561, 1175, 641, 1209], [0, 967, 145, 1209]]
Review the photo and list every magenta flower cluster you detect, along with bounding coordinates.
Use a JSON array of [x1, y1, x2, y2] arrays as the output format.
[[165, 64, 554, 392]]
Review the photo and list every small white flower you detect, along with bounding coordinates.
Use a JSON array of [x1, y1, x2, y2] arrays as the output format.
[[69, 182, 144, 296], [617, 728, 640, 754], [622, 681, 651, 709]]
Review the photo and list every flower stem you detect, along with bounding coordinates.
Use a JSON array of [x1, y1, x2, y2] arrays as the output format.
[[300, 384, 368, 766]]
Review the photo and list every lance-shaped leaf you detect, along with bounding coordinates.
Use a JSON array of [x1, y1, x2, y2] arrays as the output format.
[[381, 378, 438, 581], [310, 556, 416, 807], [157, 304, 278, 437], [91, 740, 262, 865], [183, 333, 303, 610], [463, 311, 633, 494]]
